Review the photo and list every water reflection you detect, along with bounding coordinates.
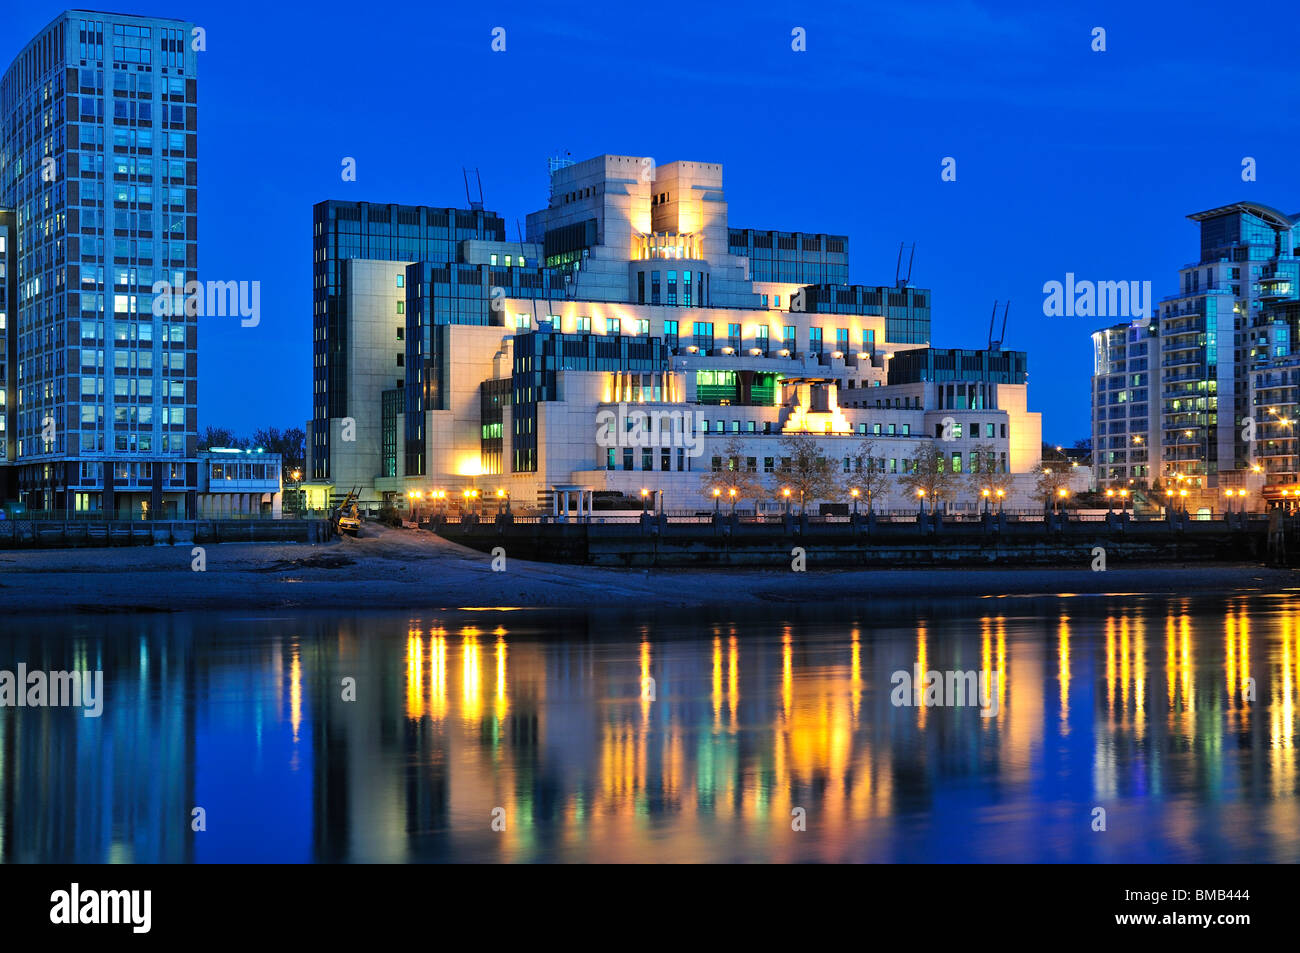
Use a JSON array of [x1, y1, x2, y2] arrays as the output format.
[[2, 596, 1300, 863]]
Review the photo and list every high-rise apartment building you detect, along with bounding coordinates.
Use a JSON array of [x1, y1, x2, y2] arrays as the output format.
[[1091, 202, 1300, 510], [0, 10, 199, 516], [0, 209, 12, 465]]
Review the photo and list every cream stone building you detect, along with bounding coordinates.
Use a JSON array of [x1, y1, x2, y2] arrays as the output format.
[[307, 155, 1045, 515]]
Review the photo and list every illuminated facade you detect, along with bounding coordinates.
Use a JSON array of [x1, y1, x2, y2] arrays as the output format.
[[0, 11, 200, 516], [308, 154, 1046, 513], [0, 209, 11, 466], [1091, 202, 1300, 510]]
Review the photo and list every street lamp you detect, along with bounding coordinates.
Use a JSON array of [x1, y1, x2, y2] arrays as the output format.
[[851, 487, 860, 515], [995, 488, 1005, 514], [641, 488, 650, 514], [917, 487, 926, 515], [981, 487, 991, 514], [1055, 487, 1068, 514], [728, 487, 737, 514], [1105, 488, 1115, 512], [782, 487, 791, 515], [713, 487, 721, 515]]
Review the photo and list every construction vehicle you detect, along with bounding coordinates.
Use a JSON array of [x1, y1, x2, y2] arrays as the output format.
[[333, 487, 363, 537]]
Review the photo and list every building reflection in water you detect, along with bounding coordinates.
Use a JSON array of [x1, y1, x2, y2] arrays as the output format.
[[2, 596, 1300, 862]]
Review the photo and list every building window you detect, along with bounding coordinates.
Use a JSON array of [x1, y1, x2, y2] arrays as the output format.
[[693, 322, 714, 351], [636, 318, 649, 335], [606, 317, 620, 335], [810, 328, 823, 353]]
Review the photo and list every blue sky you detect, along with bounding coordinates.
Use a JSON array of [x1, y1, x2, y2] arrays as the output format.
[[6, 0, 1299, 442]]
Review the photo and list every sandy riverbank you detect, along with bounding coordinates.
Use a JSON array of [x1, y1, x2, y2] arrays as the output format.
[[0, 524, 1295, 615]]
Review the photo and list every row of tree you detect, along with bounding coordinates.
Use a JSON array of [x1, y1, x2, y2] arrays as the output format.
[[198, 426, 305, 485], [702, 433, 1072, 512]]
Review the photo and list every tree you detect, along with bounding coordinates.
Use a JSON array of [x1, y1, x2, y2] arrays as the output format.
[[198, 426, 245, 451], [700, 437, 761, 512], [772, 432, 841, 514], [252, 426, 306, 484], [1033, 462, 1072, 509], [898, 443, 957, 508], [968, 442, 1013, 510], [847, 438, 891, 512]]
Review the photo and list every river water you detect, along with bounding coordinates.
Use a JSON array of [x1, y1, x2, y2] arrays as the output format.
[[2, 594, 1298, 862]]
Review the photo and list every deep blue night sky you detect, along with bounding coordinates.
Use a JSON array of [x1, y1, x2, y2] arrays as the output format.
[[5, 0, 1298, 443]]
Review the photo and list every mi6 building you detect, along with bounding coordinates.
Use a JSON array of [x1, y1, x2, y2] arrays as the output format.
[[307, 154, 1045, 514]]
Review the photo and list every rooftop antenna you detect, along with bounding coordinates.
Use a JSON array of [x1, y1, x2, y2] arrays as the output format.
[[547, 152, 575, 202], [895, 241, 916, 287], [988, 300, 1010, 351], [462, 167, 484, 211]]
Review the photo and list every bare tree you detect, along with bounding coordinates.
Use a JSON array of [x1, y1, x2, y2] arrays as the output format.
[[772, 432, 841, 515], [252, 426, 306, 483], [968, 442, 1013, 510], [198, 426, 245, 451], [700, 437, 761, 512], [1033, 462, 1072, 509], [898, 443, 957, 508], [848, 438, 892, 512]]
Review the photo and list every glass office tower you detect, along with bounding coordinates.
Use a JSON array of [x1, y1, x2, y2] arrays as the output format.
[[310, 200, 506, 481], [0, 10, 199, 516]]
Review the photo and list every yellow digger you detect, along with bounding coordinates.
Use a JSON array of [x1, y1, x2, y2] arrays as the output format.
[[334, 487, 363, 537]]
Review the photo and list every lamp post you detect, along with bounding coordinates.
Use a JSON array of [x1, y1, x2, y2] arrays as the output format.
[[1055, 487, 1068, 514], [996, 488, 1005, 514], [917, 487, 926, 515], [1105, 488, 1115, 513], [982, 487, 991, 515], [728, 487, 737, 515], [713, 487, 721, 515], [1118, 488, 1129, 516], [641, 488, 650, 515], [782, 487, 791, 516], [496, 487, 508, 516], [851, 487, 860, 516]]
